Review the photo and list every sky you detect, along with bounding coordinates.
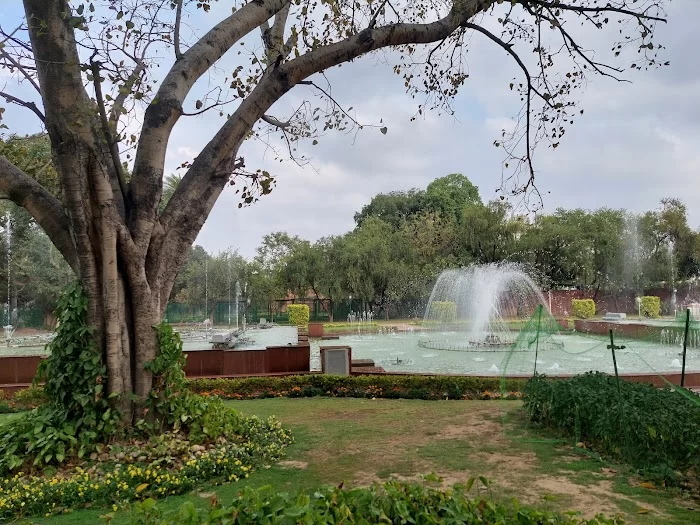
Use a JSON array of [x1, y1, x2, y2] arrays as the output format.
[[2, 1, 699, 259]]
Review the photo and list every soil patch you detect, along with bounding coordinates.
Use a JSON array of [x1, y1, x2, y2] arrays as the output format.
[[278, 460, 308, 469]]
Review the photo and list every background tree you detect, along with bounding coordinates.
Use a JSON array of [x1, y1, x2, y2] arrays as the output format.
[[0, 0, 668, 421]]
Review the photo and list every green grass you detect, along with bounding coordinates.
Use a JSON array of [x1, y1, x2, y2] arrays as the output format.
[[19, 398, 699, 524]]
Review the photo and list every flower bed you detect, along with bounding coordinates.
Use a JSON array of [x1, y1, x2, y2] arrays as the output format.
[[0, 415, 292, 519], [188, 374, 525, 401], [127, 479, 620, 524]]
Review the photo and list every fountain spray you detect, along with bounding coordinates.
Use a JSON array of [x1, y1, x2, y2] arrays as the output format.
[[4, 212, 13, 346]]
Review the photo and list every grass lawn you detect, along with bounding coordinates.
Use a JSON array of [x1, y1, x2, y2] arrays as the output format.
[[16, 399, 700, 524]]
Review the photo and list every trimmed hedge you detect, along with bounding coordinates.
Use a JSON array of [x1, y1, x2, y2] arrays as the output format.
[[430, 301, 457, 323], [640, 296, 660, 318], [523, 372, 700, 482], [129, 480, 620, 524], [287, 304, 310, 326], [188, 374, 526, 401], [571, 298, 595, 319]]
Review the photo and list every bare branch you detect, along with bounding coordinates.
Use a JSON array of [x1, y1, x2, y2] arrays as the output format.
[[0, 156, 77, 272], [0, 46, 40, 93], [524, 0, 667, 23], [0, 90, 45, 122], [0, 25, 23, 46], [261, 114, 292, 128], [536, 6, 630, 82], [368, 0, 390, 29], [90, 60, 128, 201], [108, 59, 146, 128], [463, 22, 537, 187], [174, 0, 184, 60]]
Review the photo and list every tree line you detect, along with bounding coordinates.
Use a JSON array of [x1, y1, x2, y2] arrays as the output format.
[[173, 173, 700, 319], [2, 143, 697, 323]]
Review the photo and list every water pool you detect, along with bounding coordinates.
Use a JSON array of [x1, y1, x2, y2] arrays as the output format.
[[310, 331, 700, 376]]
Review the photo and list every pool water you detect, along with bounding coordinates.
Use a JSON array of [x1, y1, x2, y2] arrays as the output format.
[[310, 331, 700, 376]]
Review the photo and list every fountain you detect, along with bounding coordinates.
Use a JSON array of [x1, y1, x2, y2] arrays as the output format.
[[3, 212, 12, 347], [420, 263, 557, 352], [235, 280, 241, 331], [668, 239, 677, 315]]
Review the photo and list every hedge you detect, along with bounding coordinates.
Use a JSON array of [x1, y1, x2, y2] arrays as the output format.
[[429, 301, 457, 323], [523, 372, 700, 482], [188, 374, 526, 401], [128, 480, 620, 524], [287, 304, 310, 326], [640, 296, 660, 318], [571, 298, 595, 319]]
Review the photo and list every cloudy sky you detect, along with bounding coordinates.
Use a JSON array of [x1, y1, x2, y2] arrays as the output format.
[[2, 1, 698, 259]]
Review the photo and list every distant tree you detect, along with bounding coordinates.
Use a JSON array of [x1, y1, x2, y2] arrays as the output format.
[[354, 189, 426, 229], [460, 200, 518, 264], [425, 174, 481, 221]]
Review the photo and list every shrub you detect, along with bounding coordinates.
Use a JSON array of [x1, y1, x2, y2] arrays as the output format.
[[287, 304, 310, 326], [127, 480, 620, 524], [640, 296, 660, 318], [188, 374, 526, 401], [11, 384, 49, 409], [430, 301, 457, 323], [0, 415, 292, 519], [523, 372, 700, 482], [571, 298, 595, 319]]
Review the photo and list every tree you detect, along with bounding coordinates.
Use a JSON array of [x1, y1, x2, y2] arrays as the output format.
[[0, 0, 667, 422], [354, 189, 426, 229], [425, 173, 481, 222]]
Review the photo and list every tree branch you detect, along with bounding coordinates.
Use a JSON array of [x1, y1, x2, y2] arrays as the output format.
[[108, 58, 146, 129], [524, 0, 667, 23], [263, 2, 291, 63], [0, 47, 40, 93], [0, 90, 45, 122], [261, 114, 292, 128], [0, 156, 77, 272], [174, 0, 184, 60], [129, 0, 290, 249], [91, 60, 128, 202]]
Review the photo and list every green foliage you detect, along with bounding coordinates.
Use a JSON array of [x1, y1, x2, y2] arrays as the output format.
[[0, 415, 292, 519], [640, 296, 661, 318], [127, 480, 620, 524], [9, 384, 48, 410], [571, 298, 595, 319], [429, 301, 457, 323], [0, 283, 118, 474], [147, 323, 244, 443], [287, 304, 310, 326], [523, 373, 700, 481], [188, 374, 525, 401]]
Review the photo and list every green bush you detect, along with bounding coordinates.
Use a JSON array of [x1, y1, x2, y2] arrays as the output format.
[[523, 372, 700, 482], [571, 298, 595, 319], [640, 296, 660, 318], [127, 480, 620, 524], [189, 374, 525, 401], [287, 304, 310, 326], [430, 301, 457, 323]]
